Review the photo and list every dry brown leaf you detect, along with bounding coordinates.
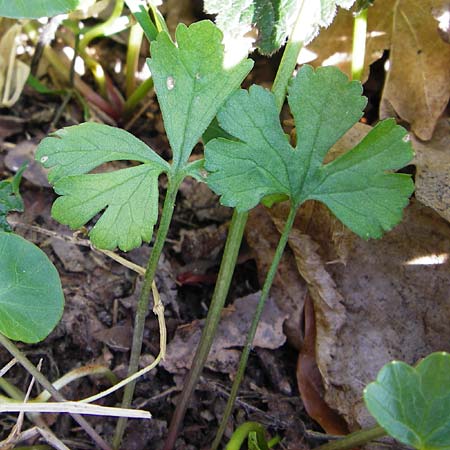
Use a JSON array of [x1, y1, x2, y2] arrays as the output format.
[[381, 0, 450, 140], [162, 293, 288, 375], [0, 24, 30, 107], [413, 116, 450, 221], [273, 198, 450, 431], [306, 0, 450, 140], [305, 0, 392, 82], [297, 295, 349, 435]]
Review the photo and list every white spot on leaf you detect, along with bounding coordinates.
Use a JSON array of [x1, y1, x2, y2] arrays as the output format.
[[40, 156, 48, 163], [402, 134, 411, 143], [166, 76, 175, 90]]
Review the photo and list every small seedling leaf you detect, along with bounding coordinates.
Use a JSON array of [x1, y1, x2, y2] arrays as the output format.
[[0, 0, 82, 18], [36, 123, 169, 251], [0, 165, 26, 232], [147, 20, 253, 169], [364, 352, 450, 450], [0, 232, 64, 343], [205, 65, 414, 239]]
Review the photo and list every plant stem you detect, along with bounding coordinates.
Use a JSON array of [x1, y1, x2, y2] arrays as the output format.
[[351, 7, 368, 81], [123, 77, 154, 117], [225, 421, 269, 450], [163, 210, 248, 450], [112, 176, 181, 449], [0, 333, 112, 450], [271, 0, 307, 111], [164, 6, 306, 447], [78, 0, 126, 97], [125, 22, 144, 98], [314, 426, 387, 450], [211, 206, 298, 450]]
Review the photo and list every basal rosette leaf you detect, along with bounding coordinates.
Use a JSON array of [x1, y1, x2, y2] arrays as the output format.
[[36, 123, 169, 251], [147, 20, 253, 169], [0, 232, 64, 343], [364, 352, 450, 450], [205, 65, 414, 239]]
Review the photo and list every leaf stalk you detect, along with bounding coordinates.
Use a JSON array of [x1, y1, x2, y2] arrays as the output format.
[[314, 426, 387, 450], [113, 175, 181, 448], [163, 210, 248, 450], [211, 205, 298, 449]]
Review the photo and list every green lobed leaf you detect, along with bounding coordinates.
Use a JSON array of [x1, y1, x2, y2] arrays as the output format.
[[37, 122, 169, 183], [36, 123, 169, 251], [364, 352, 450, 450], [53, 165, 162, 251], [203, 0, 356, 55], [0, 232, 64, 343], [147, 20, 253, 169], [0, 0, 81, 18], [205, 65, 414, 239], [0, 165, 26, 232]]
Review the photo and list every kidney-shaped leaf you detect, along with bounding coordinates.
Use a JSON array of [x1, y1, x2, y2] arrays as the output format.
[[36, 123, 170, 251], [364, 352, 450, 450], [0, 232, 64, 343], [205, 65, 414, 239], [0, 0, 81, 18]]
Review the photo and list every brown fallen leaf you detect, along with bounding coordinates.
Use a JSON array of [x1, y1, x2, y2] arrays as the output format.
[[5, 139, 50, 187], [286, 200, 450, 430], [413, 116, 450, 221], [297, 294, 349, 435], [306, 0, 450, 140], [162, 292, 288, 375], [381, 0, 450, 140], [305, 1, 391, 82]]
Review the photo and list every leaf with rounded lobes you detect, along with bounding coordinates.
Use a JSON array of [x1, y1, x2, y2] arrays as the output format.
[[0, 232, 64, 343], [37, 122, 169, 183], [36, 123, 169, 252], [52, 164, 164, 251], [364, 352, 450, 450], [0, 0, 81, 18], [205, 65, 414, 239], [147, 20, 253, 169]]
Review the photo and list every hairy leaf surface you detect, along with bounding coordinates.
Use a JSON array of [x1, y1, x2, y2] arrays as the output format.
[[203, 0, 356, 55], [147, 20, 253, 168], [205, 65, 414, 238], [364, 352, 450, 450], [0, 232, 64, 343], [37, 123, 168, 251]]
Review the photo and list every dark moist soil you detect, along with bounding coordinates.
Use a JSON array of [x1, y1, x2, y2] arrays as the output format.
[[0, 21, 385, 450]]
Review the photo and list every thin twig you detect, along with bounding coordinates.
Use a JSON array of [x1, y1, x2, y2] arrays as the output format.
[[0, 358, 17, 378]]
